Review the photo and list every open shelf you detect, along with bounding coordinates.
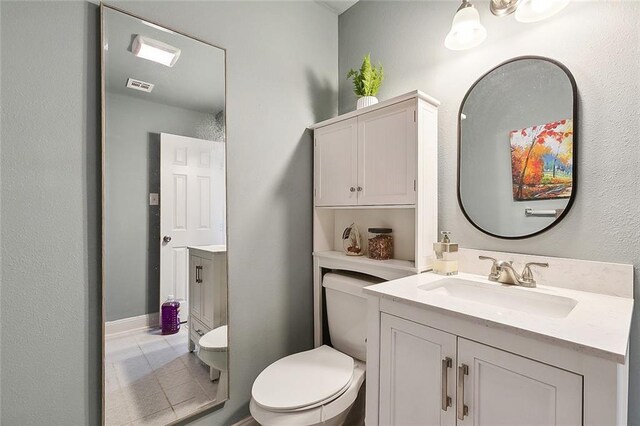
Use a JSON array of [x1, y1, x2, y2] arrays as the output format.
[[314, 250, 429, 275], [315, 205, 416, 210]]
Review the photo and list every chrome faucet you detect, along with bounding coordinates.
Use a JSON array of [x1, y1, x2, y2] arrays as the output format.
[[479, 256, 548, 288]]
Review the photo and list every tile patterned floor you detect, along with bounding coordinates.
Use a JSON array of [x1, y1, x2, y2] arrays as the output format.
[[105, 327, 219, 426]]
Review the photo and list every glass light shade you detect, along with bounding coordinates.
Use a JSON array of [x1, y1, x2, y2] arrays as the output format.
[[515, 0, 570, 23], [445, 6, 487, 51]]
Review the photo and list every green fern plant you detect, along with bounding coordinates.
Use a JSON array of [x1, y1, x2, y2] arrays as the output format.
[[347, 54, 384, 97]]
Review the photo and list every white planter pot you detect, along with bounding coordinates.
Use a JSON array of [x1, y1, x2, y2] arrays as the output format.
[[357, 96, 379, 110]]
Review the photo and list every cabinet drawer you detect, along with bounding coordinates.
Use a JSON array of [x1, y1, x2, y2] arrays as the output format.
[[190, 316, 211, 345]]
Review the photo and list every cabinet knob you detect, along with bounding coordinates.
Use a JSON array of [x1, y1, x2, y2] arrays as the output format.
[[357, 186, 363, 192], [350, 187, 356, 192]]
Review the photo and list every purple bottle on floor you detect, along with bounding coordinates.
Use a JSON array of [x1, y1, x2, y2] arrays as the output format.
[[161, 295, 180, 335]]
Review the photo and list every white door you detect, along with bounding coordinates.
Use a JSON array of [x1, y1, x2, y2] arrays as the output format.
[[314, 118, 358, 206], [457, 338, 582, 426], [379, 314, 457, 426], [357, 100, 417, 205], [160, 133, 225, 321]]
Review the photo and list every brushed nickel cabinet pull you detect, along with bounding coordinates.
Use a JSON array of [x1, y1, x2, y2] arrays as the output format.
[[441, 357, 452, 411], [457, 364, 469, 420]]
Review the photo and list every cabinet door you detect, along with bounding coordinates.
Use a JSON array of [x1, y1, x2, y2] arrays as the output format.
[[357, 100, 417, 205], [314, 118, 358, 206], [379, 314, 457, 426], [199, 256, 215, 329], [212, 253, 228, 327], [189, 255, 202, 322], [457, 338, 582, 426]]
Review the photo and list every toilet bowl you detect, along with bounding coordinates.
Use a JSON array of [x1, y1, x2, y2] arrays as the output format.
[[197, 325, 228, 400], [250, 272, 382, 426]]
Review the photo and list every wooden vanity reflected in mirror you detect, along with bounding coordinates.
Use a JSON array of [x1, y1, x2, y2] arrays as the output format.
[[101, 5, 228, 424]]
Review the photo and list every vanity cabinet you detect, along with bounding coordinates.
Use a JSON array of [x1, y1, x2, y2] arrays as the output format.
[[314, 100, 417, 207], [379, 314, 457, 426], [188, 246, 227, 351], [379, 313, 582, 426]]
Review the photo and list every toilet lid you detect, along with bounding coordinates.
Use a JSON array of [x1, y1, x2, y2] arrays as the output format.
[[199, 325, 227, 350], [251, 345, 354, 411]]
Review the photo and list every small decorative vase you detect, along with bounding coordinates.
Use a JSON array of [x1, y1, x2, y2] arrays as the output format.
[[342, 223, 364, 256], [357, 96, 379, 110]]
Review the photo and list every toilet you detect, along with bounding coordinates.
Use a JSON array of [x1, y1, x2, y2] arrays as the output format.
[[197, 325, 228, 400], [250, 272, 381, 426]]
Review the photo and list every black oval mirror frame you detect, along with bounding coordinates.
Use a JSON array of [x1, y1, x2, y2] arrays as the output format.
[[457, 56, 578, 240]]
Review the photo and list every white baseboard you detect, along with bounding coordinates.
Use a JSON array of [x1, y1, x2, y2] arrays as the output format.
[[231, 416, 258, 426], [105, 313, 159, 337]]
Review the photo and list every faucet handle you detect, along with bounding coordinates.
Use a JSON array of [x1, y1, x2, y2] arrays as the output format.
[[478, 256, 500, 280], [521, 262, 549, 284]]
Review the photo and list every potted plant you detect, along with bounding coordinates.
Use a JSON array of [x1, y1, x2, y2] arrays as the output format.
[[347, 54, 384, 110]]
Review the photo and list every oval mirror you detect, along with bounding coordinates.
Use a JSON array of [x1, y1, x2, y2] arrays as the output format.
[[458, 56, 577, 239]]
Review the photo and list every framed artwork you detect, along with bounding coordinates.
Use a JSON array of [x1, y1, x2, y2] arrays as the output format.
[[510, 119, 573, 201]]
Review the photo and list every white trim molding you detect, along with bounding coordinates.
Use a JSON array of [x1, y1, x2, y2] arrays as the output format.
[[105, 313, 159, 337]]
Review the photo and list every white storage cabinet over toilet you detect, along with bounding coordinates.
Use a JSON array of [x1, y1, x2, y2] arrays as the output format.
[[309, 90, 440, 346]]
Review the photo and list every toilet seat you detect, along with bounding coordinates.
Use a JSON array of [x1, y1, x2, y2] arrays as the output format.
[[250, 359, 366, 426], [252, 345, 354, 412], [199, 325, 227, 351]]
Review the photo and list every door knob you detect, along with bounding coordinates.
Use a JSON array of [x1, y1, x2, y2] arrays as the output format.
[[163, 235, 172, 243]]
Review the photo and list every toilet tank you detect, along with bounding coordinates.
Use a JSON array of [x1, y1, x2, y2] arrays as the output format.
[[323, 272, 384, 362]]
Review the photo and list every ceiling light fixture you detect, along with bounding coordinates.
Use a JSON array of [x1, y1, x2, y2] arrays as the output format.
[[489, 0, 523, 16], [514, 0, 571, 23], [448, 0, 571, 51], [444, 0, 487, 51], [132, 35, 181, 67]]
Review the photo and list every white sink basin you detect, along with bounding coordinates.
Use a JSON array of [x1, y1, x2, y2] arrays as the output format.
[[418, 277, 578, 318]]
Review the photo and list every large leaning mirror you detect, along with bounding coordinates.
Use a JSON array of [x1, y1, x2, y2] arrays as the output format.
[[458, 56, 577, 239], [101, 6, 228, 424]]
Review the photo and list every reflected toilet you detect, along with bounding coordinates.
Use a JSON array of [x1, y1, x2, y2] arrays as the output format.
[[198, 325, 228, 400]]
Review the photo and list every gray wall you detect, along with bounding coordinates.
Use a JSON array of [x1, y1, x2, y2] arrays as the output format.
[[340, 0, 640, 421], [1, 2, 101, 423], [105, 92, 220, 322], [0, 0, 3, 418], [1, 1, 337, 425]]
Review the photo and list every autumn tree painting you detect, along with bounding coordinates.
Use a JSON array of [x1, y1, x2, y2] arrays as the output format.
[[510, 119, 573, 201]]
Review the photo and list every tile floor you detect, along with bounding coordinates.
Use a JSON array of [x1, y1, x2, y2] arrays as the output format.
[[105, 327, 219, 425]]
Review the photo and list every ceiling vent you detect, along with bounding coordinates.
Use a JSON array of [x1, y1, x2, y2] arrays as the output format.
[[126, 78, 154, 93]]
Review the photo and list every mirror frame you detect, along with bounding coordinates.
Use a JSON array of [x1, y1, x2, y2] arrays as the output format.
[[100, 4, 229, 424], [457, 55, 578, 240]]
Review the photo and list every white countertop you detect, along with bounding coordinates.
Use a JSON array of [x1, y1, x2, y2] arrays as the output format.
[[188, 244, 227, 253], [363, 272, 633, 363]]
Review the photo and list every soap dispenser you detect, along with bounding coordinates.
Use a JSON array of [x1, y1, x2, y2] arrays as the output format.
[[433, 231, 459, 275]]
